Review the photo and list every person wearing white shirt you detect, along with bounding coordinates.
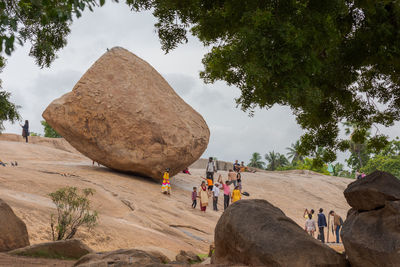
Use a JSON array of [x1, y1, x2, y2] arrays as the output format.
[[212, 183, 220, 211], [206, 157, 216, 182]]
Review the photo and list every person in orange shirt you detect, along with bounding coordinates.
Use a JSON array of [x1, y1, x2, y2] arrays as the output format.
[[202, 176, 214, 192]]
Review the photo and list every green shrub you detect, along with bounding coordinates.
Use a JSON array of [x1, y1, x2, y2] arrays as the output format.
[[41, 120, 61, 138], [49, 187, 98, 241], [361, 155, 400, 178]]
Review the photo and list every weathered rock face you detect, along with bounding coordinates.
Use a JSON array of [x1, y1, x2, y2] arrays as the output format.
[[213, 199, 347, 267], [9, 239, 93, 260], [43, 47, 209, 179], [74, 249, 165, 267], [0, 199, 30, 252], [341, 171, 400, 267], [341, 204, 400, 267], [175, 250, 201, 264], [344, 171, 400, 211]]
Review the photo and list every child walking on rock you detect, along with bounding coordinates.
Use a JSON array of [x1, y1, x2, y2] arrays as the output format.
[[192, 187, 198, 208]]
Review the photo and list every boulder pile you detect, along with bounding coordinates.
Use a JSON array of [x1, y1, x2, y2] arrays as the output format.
[[43, 47, 209, 179], [341, 171, 400, 266], [213, 199, 347, 266]]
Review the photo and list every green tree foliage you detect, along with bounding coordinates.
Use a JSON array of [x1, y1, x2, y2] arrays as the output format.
[[343, 122, 372, 171], [286, 140, 304, 163], [49, 186, 98, 241], [0, 0, 112, 128], [0, 89, 19, 131], [3, 1, 400, 159], [278, 158, 330, 175], [361, 139, 400, 178], [130, 0, 400, 161], [331, 162, 348, 177], [265, 151, 288, 171], [41, 120, 61, 138], [248, 152, 265, 169]]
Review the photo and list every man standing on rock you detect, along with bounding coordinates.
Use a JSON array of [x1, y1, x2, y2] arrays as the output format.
[[317, 208, 327, 243], [206, 157, 216, 182], [212, 183, 220, 211], [329, 210, 343, 243]]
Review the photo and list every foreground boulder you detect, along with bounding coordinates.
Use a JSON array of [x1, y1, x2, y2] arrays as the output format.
[[341, 171, 400, 267], [43, 47, 209, 179], [9, 239, 93, 260], [74, 249, 166, 267], [344, 171, 400, 211], [341, 203, 400, 267], [0, 199, 29, 252], [214, 199, 347, 267]]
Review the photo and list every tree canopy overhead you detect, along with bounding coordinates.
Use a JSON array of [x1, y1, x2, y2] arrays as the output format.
[[129, 0, 400, 161], [1, 1, 400, 163], [0, 0, 112, 127]]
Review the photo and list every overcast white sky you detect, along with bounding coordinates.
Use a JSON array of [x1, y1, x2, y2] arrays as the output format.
[[2, 3, 400, 167]]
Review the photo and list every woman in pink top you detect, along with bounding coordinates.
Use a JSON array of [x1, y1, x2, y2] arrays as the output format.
[[218, 175, 232, 210]]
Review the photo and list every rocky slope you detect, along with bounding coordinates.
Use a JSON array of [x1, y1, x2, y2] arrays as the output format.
[[0, 134, 351, 260]]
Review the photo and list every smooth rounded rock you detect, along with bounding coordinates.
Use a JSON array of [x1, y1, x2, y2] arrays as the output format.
[[9, 239, 93, 260], [213, 199, 348, 267], [344, 171, 400, 211], [341, 202, 400, 267], [43, 47, 209, 179], [0, 199, 30, 252]]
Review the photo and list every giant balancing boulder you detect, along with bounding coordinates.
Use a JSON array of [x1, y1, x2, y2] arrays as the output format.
[[43, 47, 209, 179]]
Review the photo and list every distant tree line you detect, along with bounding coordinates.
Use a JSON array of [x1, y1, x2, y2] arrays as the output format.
[[29, 121, 61, 138], [248, 124, 400, 179]]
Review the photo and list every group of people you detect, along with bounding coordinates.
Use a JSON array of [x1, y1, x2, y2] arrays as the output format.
[[0, 160, 18, 167], [303, 208, 344, 243], [190, 157, 245, 212]]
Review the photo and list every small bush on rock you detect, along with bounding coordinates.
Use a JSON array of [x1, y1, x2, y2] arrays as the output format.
[[49, 187, 98, 241]]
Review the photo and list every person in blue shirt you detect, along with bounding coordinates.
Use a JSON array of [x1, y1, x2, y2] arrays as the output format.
[[317, 208, 327, 243]]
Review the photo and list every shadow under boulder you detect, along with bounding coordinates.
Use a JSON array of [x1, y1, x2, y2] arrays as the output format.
[[341, 171, 400, 267], [213, 199, 347, 267]]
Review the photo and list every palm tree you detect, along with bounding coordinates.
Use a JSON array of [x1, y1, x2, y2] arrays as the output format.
[[265, 151, 279, 171], [343, 122, 370, 169], [286, 140, 304, 163], [277, 154, 289, 167], [248, 152, 266, 169], [332, 163, 344, 177]]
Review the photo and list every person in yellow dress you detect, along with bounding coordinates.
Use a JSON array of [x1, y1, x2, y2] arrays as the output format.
[[231, 186, 241, 203], [161, 168, 171, 195]]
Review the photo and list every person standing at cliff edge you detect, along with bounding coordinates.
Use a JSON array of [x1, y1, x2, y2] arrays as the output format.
[[20, 120, 29, 143]]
